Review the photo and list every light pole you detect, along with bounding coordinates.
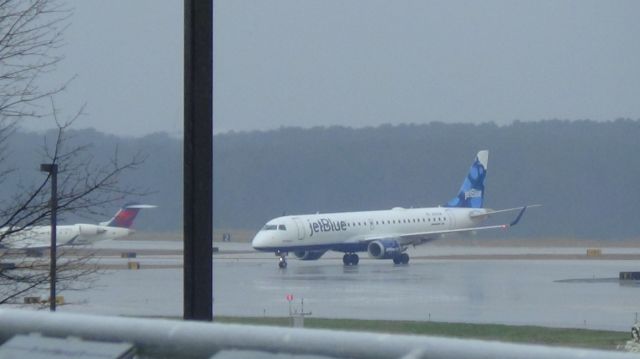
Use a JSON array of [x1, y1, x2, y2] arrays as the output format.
[[40, 163, 58, 312]]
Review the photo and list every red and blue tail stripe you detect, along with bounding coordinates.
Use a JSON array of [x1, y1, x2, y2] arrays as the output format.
[[101, 203, 156, 228]]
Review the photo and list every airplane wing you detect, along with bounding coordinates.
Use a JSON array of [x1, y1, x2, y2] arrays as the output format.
[[360, 206, 533, 247], [2, 238, 51, 250]]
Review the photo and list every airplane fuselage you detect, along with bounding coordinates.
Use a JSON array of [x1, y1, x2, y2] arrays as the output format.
[[1, 224, 132, 249], [252, 150, 532, 268], [252, 206, 486, 253]]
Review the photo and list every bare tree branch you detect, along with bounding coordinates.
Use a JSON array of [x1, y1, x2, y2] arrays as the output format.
[[0, 0, 71, 119], [0, 0, 147, 303]]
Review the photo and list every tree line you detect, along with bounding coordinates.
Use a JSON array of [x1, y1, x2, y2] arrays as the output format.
[[3, 119, 640, 240]]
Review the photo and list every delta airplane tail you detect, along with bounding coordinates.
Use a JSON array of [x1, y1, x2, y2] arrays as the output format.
[[445, 150, 488, 208], [99, 203, 157, 228]]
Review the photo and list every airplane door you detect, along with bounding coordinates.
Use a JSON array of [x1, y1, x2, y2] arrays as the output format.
[[447, 212, 456, 230], [368, 218, 375, 231], [292, 218, 305, 240]]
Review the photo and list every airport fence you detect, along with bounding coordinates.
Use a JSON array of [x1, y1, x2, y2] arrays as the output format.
[[0, 308, 637, 358]]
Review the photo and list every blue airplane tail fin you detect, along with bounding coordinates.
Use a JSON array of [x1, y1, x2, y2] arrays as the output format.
[[444, 150, 488, 208]]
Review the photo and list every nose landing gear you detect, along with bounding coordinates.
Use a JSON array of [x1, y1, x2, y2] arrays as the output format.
[[276, 251, 288, 269]]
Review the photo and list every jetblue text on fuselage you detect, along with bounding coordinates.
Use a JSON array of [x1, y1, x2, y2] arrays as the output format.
[[308, 218, 347, 237]]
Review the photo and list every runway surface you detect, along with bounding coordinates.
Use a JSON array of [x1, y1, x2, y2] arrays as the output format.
[[6, 241, 640, 331]]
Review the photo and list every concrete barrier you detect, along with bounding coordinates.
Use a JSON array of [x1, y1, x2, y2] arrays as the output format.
[[0, 309, 638, 359]]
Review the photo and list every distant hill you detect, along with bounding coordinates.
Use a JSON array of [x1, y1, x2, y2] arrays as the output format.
[[2, 119, 639, 239]]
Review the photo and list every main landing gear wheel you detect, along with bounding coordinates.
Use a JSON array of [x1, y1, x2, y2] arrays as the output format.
[[393, 253, 410, 265], [343, 253, 359, 266]]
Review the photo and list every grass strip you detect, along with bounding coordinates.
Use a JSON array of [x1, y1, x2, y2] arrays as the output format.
[[214, 316, 630, 351]]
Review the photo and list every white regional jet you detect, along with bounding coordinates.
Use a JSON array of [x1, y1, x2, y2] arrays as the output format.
[[0, 203, 155, 252], [252, 150, 535, 268]]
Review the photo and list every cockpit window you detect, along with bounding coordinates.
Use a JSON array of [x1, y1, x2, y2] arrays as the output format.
[[278, 225, 287, 230], [262, 224, 277, 231]]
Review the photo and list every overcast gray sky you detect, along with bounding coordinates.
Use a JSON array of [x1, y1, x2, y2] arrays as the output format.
[[21, 0, 640, 137]]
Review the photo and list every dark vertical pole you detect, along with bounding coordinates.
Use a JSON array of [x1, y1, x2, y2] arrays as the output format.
[[50, 166, 57, 312], [41, 163, 58, 312], [184, 0, 213, 320]]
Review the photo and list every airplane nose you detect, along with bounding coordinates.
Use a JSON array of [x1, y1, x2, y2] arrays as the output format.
[[251, 232, 268, 250]]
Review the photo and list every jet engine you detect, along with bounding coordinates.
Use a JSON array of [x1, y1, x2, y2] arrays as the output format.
[[367, 239, 403, 259], [78, 224, 100, 236], [293, 250, 327, 261]]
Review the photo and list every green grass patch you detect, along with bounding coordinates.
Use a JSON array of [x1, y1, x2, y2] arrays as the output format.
[[214, 316, 630, 350]]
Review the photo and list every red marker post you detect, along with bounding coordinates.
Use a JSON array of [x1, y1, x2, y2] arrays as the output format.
[[286, 294, 293, 316]]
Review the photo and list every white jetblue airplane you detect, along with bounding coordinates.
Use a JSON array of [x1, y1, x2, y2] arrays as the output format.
[[252, 150, 534, 268], [0, 203, 155, 251]]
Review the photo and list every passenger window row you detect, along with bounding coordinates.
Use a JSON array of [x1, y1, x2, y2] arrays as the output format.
[[347, 217, 445, 227]]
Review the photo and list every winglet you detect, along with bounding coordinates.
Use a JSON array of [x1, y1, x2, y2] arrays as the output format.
[[509, 206, 527, 227]]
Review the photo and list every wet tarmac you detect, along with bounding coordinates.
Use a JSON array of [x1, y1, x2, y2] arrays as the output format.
[[210, 257, 640, 331], [9, 242, 640, 331]]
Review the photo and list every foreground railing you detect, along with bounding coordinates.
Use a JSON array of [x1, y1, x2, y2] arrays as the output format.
[[0, 309, 636, 358]]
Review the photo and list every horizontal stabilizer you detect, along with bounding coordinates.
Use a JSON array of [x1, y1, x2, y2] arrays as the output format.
[[122, 204, 157, 209]]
